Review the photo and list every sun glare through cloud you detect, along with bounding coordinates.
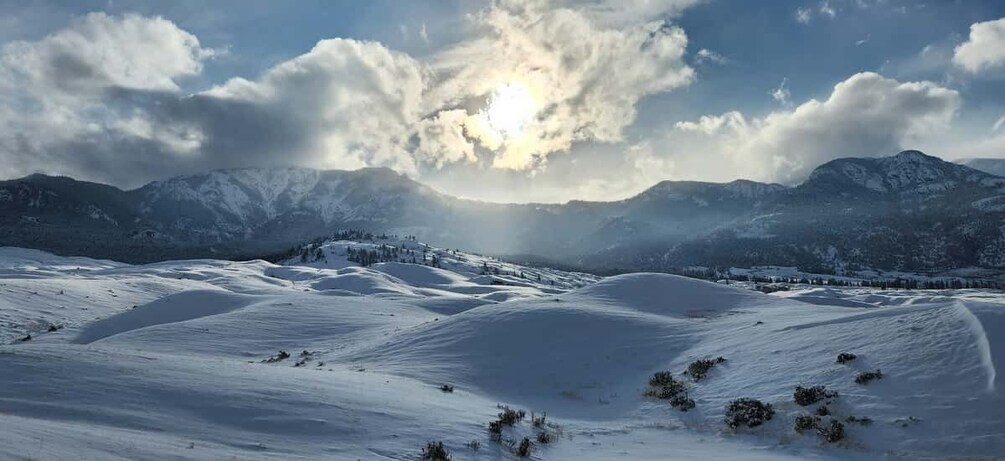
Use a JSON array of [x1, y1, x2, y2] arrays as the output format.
[[482, 81, 537, 141]]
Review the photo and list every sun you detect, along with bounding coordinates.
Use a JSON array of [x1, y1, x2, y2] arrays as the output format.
[[483, 81, 537, 140]]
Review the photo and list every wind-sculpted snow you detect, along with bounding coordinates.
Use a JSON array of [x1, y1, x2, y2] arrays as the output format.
[[0, 247, 1003, 459], [75, 290, 259, 344]]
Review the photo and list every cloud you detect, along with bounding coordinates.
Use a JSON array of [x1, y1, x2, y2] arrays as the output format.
[[695, 48, 727, 65], [795, 7, 813, 24], [769, 78, 791, 106], [419, 0, 695, 170], [953, 17, 1005, 74], [190, 38, 426, 173], [0, 12, 213, 97], [795, 1, 838, 24], [0, 1, 701, 188], [0, 13, 217, 183], [0, 14, 425, 186], [993, 115, 1005, 132], [818, 1, 836, 19], [638, 72, 960, 184]]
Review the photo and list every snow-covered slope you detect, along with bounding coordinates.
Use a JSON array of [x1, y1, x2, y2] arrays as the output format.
[[805, 150, 1005, 195], [135, 166, 449, 244], [7, 150, 1005, 274], [1, 247, 1002, 460]]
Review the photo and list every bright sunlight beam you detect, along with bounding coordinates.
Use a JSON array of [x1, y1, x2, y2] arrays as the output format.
[[483, 81, 537, 140]]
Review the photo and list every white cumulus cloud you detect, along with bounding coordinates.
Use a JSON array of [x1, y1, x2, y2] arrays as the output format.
[[953, 16, 1005, 74], [419, 0, 695, 170], [638, 72, 960, 184]]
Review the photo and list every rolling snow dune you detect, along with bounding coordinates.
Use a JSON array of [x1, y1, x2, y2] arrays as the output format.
[[567, 273, 786, 316], [0, 245, 1003, 460], [75, 290, 259, 344]]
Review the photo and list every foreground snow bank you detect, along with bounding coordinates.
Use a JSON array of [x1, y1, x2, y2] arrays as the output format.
[[0, 247, 1002, 460]]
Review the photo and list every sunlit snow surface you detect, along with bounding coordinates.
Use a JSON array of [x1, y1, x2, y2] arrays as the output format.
[[0, 244, 1002, 460]]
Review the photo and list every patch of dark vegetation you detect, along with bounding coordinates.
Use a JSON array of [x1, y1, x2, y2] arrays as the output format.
[[669, 393, 696, 411], [644, 371, 694, 411], [836, 352, 857, 364], [421, 441, 450, 461], [263, 350, 290, 363], [515, 437, 532, 457], [894, 416, 921, 427], [47, 324, 64, 332], [814, 405, 830, 417], [18, 334, 31, 342], [466, 440, 481, 451], [855, 369, 883, 385], [794, 414, 820, 432], [536, 430, 557, 444], [488, 406, 526, 442], [845, 415, 873, 426], [755, 284, 789, 294], [793, 385, 838, 406], [497, 406, 526, 426], [724, 398, 775, 429], [685, 357, 726, 382], [440, 384, 454, 393], [531, 412, 546, 427], [818, 420, 845, 443], [488, 421, 503, 441], [648, 371, 677, 388]]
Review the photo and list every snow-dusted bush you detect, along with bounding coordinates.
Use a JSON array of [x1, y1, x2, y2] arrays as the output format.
[[497, 406, 525, 426], [793, 385, 837, 406], [794, 414, 820, 432], [725, 398, 775, 429], [440, 384, 454, 393], [818, 420, 845, 443], [845, 415, 873, 426], [488, 420, 503, 441], [814, 405, 830, 416], [645, 371, 686, 399], [263, 350, 290, 363], [648, 371, 676, 388], [855, 369, 883, 385], [836, 352, 857, 364], [685, 357, 726, 381], [536, 430, 557, 444], [421, 441, 451, 460], [515, 437, 532, 457], [669, 393, 696, 412], [645, 371, 694, 410]]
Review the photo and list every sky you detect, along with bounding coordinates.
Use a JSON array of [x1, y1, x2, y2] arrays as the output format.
[[1, 0, 1005, 203]]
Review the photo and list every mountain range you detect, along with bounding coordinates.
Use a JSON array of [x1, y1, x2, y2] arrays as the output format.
[[4, 150, 1005, 274]]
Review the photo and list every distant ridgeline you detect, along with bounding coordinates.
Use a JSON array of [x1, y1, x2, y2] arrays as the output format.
[[265, 230, 431, 267], [663, 267, 1002, 290], [6, 151, 1005, 278]]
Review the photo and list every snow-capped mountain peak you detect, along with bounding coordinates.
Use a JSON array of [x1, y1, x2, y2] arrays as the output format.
[[805, 150, 1004, 194]]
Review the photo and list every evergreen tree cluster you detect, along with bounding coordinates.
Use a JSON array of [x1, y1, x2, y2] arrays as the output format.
[[661, 266, 1000, 290]]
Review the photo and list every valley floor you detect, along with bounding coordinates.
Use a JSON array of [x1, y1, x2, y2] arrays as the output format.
[[0, 246, 1002, 460]]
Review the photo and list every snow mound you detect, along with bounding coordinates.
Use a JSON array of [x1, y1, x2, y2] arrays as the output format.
[[371, 262, 471, 287], [308, 269, 416, 296], [75, 290, 258, 344], [353, 298, 692, 419], [568, 273, 779, 317]]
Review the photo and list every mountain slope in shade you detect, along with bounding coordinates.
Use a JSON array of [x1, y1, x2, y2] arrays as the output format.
[[802, 150, 1004, 196], [959, 157, 1005, 178], [4, 150, 1005, 273]]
